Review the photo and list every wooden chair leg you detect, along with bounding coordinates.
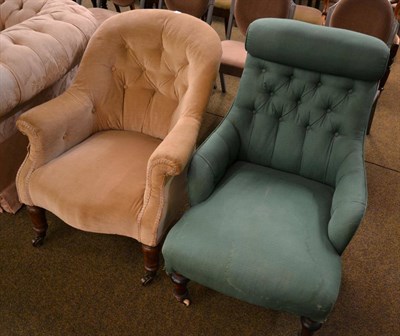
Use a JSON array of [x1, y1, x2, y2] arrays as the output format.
[[114, 4, 121, 12], [171, 272, 190, 306], [219, 72, 226, 93], [26, 206, 48, 247], [299, 316, 322, 336], [366, 90, 381, 135], [141, 244, 160, 286]]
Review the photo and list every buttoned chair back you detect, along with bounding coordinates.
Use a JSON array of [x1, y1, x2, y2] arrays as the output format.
[[162, 18, 389, 335], [16, 9, 221, 285]]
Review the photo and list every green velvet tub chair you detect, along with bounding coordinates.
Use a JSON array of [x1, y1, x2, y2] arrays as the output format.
[[162, 18, 389, 335]]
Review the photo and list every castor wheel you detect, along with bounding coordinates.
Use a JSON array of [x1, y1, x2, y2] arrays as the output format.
[[182, 298, 191, 307], [32, 235, 45, 247], [141, 272, 156, 286]]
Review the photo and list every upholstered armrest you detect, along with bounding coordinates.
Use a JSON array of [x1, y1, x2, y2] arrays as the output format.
[[16, 89, 94, 205], [188, 119, 240, 206], [328, 148, 367, 255], [137, 116, 202, 244]]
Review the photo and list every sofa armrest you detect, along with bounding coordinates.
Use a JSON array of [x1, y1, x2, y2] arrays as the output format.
[[16, 89, 94, 205], [188, 118, 240, 206], [328, 149, 367, 254]]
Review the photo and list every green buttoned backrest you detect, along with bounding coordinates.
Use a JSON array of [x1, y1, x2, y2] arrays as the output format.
[[229, 18, 389, 186]]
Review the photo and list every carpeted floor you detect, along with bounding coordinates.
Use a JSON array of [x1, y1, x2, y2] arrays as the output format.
[[0, 2, 399, 336]]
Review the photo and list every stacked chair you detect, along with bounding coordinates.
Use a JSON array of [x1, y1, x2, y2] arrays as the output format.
[[219, 0, 323, 93], [112, 0, 135, 12], [15, 10, 221, 285], [162, 18, 390, 336], [324, 0, 399, 133], [162, 0, 215, 23]]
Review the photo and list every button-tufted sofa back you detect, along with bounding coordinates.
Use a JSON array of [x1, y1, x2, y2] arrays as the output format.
[[228, 18, 389, 187], [0, 0, 46, 30], [0, 0, 98, 117], [71, 9, 221, 140]]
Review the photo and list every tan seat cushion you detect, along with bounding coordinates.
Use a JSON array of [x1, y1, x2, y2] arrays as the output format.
[[215, 0, 231, 10], [294, 5, 323, 25], [221, 40, 247, 68], [29, 130, 161, 239]]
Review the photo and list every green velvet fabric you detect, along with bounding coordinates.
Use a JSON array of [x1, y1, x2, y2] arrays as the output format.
[[163, 19, 389, 323], [164, 162, 341, 322]]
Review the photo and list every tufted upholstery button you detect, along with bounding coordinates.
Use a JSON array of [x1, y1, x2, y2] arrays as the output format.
[[253, 110, 257, 115], [335, 132, 339, 137], [269, 91, 274, 96], [327, 108, 331, 113], [297, 100, 301, 105], [306, 125, 311, 130], [261, 68, 266, 73], [124, 84, 128, 89], [279, 117, 283, 121], [348, 89, 353, 94], [111, 66, 116, 72], [317, 82, 322, 87], [62, 133, 67, 140], [92, 107, 96, 113]]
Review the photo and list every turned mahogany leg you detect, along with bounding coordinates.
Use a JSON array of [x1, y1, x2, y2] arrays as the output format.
[[141, 244, 160, 286], [26, 206, 48, 247], [171, 272, 190, 306], [299, 316, 322, 336]]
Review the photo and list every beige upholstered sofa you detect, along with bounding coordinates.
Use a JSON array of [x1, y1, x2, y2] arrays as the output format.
[[0, 0, 115, 213]]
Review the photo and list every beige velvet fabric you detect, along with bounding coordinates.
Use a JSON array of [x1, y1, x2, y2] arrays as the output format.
[[220, 40, 247, 68], [0, 0, 113, 213], [16, 10, 222, 246], [0, 0, 98, 117]]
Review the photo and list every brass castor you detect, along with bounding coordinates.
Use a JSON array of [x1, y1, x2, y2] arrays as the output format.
[[141, 271, 156, 286], [32, 235, 45, 247], [182, 298, 191, 307]]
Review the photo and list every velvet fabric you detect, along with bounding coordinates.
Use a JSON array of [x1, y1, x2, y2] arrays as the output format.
[[163, 18, 389, 323], [0, 0, 113, 213], [16, 10, 222, 247]]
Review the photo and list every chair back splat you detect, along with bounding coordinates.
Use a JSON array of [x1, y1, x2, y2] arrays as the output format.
[[162, 18, 389, 335]]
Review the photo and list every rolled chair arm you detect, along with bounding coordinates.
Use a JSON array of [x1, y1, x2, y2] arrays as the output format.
[[188, 118, 240, 206], [16, 89, 94, 205], [138, 116, 202, 245], [328, 149, 367, 254]]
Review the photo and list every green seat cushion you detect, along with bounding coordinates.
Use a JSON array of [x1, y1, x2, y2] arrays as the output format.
[[163, 161, 341, 322]]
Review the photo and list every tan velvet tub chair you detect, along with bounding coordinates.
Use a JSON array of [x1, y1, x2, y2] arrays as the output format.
[[16, 9, 221, 285]]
